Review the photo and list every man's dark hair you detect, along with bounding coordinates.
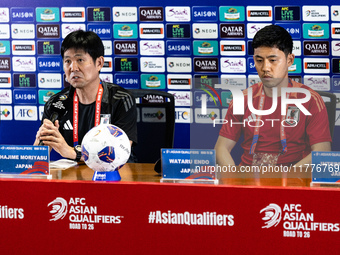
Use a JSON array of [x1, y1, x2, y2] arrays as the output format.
[[252, 25, 293, 56], [61, 30, 104, 62]]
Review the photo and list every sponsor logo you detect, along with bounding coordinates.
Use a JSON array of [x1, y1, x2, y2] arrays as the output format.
[[48, 197, 123, 229], [142, 94, 165, 104], [0, 41, 10, 55], [195, 108, 220, 123], [12, 40, 35, 55], [332, 24, 340, 39], [99, 73, 113, 83], [304, 75, 330, 91], [11, 7, 34, 22], [140, 40, 164, 55], [260, 203, 340, 238], [139, 7, 163, 21], [220, 57, 246, 73], [102, 57, 113, 72], [193, 23, 218, 39], [332, 41, 340, 56], [114, 74, 139, 89], [260, 203, 282, 228], [37, 24, 60, 38], [166, 40, 191, 55], [0, 57, 10, 71], [14, 105, 37, 120], [87, 24, 112, 39], [303, 41, 329, 56], [115, 58, 139, 72], [288, 58, 302, 73], [0, 106, 13, 120], [303, 6, 329, 21], [165, 7, 190, 22], [248, 58, 256, 73], [38, 73, 62, 88], [194, 75, 219, 89], [0, 89, 12, 104], [166, 24, 191, 39], [194, 91, 221, 107], [140, 23, 164, 39], [0, 24, 10, 39], [140, 57, 165, 72], [87, 7, 111, 22], [293, 41, 302, 56], [332, 59, 340, 74], [220, 24, 245, 38], [62, 24, 86, 38], [113, 24, 138, 39], [102, 40, 112, 55], [11, 24, 35, 39], [14, 73, 36, 88], [0, 73, 11, 88], [38, 89, 61, 104], [247, 6, 273, 21], [167, 74, 192, 89], [13, 89, 37, 104], [194, 57, 218, 72], [277, 23, 301, 39], [36, 8, 60, 22], [113, 7, 137, 22], [61, 7, 85, 22], [192, 6, 218, 22], [220, 40, 245, 56], [193, 41, 218, 56], [274, 6, 300, 21], [114, 41, 138, 55], [219, 6, 245, 22], [247, 23, 271, 39], [167, 57, 192, 73], [175, 108, 192, 123], [0, 8, 9, 22], [219, 75, 247, 90], [304, 58, 330, 73], [289, 75, 302, 83], [170, 92, 191, 106], [37, 57, 61, 72], [303, 23, 329, 39], [331, 6, 340, 22], [142, 107, 166, 122], [13, 57, 36, 72], [37, 41, 60, 55], [140, 74, 165, 89]]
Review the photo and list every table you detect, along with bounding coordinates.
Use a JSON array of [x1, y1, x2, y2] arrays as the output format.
[[0, 163, 339, 254]]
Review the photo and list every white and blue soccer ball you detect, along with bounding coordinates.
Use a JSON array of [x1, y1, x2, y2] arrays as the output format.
[[81, 124, 131, 172]]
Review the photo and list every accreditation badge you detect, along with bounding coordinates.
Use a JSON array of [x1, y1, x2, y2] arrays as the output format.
[[285, 106, 300, 126], [100, 114, 111, 124]]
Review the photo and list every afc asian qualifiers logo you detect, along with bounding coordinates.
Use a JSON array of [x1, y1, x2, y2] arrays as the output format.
[[260, 203, 282, 228], [48, 197, 68, 221]]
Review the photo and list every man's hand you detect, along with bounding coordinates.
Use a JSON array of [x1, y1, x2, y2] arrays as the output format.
[[34, 119, 76, 160]]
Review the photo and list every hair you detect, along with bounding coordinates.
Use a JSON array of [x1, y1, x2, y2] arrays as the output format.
[[252, 25, 293, 56], [61, 30, 104, 62]]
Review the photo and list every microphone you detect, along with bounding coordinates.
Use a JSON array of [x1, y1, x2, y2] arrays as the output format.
[[39, 96, 71, 146]]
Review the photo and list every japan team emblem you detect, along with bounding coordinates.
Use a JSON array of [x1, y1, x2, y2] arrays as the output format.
[[285, 106, 300, 126]]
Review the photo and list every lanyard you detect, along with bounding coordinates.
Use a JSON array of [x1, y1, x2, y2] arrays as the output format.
[[249, 80, 292, 155], [73, 82, 103, 146]]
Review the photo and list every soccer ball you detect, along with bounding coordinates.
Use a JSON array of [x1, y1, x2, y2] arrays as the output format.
[[81, 124, 131, 172]]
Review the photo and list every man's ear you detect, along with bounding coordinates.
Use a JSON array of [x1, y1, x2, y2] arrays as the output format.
[[287, 53, 295, 67], [96, 56, 105, 72]]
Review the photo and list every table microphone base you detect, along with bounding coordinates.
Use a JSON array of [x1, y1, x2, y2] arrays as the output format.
[[92, 170, 121, 181]]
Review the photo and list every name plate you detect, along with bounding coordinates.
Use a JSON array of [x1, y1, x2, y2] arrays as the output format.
[[161, 149, 217, 184], [311, 151, 340, 184], [0, 145, 50, 177]]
